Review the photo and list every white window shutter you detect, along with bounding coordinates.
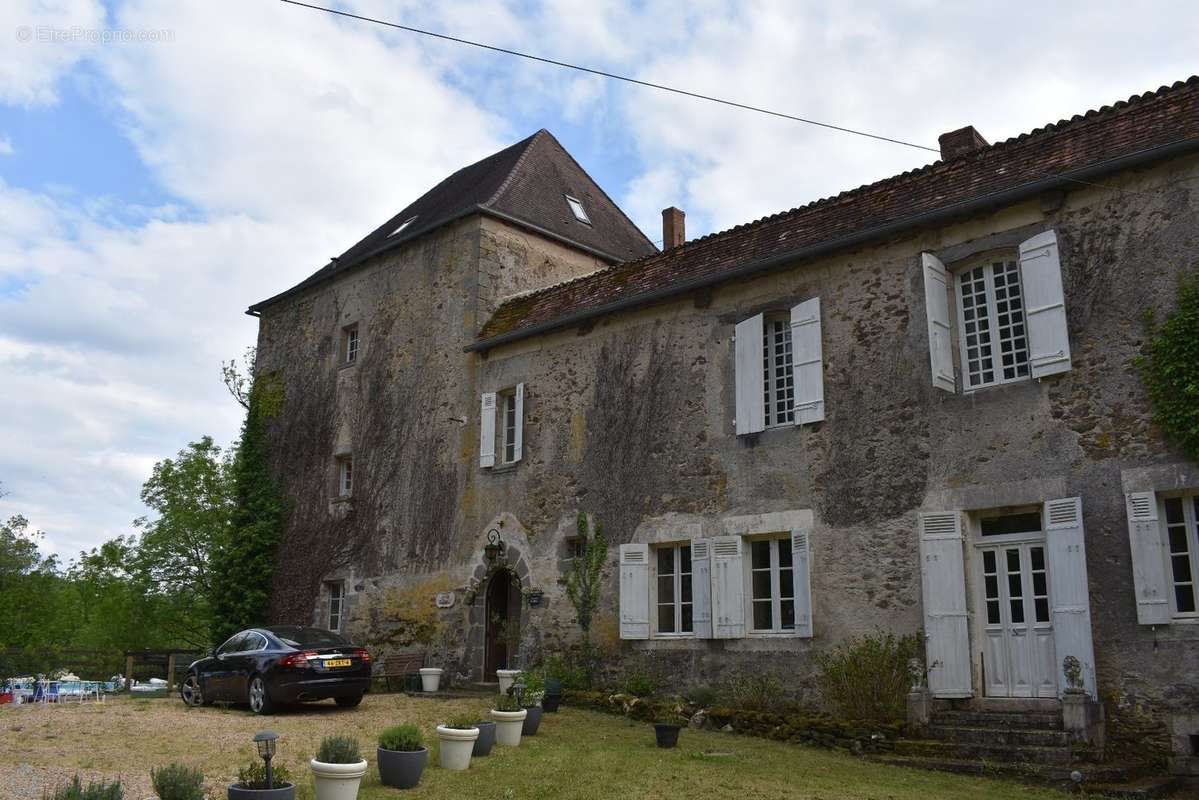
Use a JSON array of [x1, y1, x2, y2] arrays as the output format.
[[1043, 497, 1097, 698], [711, 535, 745, 638], [791, 529, 813, 638], [512, 383, 525, 463], [1125, 491, 1170, 625], [918, 512, 971, 697], [479, 392, 496, 468], [790, 297, 825, 425], [734, 314, 765, 435], [618, 544, 650, 640], [1019, 230, 1073, 378], [921, 253, 956, 393], [690, 539, 713, 638]]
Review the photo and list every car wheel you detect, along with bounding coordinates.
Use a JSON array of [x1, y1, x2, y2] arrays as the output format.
[[335, 693, 363, 708], [247, 675, 276, 715], [180, 675, 205, 707]]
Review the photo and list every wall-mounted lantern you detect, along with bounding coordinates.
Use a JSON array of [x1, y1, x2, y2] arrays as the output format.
[[484, 526, 506, 564]]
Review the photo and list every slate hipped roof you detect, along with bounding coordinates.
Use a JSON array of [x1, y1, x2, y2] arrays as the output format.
[[473, 77, 1199, 351], [249, 129, 657, 313]]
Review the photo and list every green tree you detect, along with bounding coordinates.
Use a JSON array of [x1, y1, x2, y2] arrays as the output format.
[[565, 512, 608, 644], [1140, 271, 1199, 460], [208, 371, 286, 645]]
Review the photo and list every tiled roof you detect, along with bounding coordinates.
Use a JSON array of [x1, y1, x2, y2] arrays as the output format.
[[249, 129, 656, 313], [475, 77, 1199, 348]]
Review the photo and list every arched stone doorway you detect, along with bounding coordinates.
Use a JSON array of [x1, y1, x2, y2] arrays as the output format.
[[483, 567, 522, 680]]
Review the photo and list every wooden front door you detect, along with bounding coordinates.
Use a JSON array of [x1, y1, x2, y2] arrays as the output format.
[[483, 569, 521, 680]]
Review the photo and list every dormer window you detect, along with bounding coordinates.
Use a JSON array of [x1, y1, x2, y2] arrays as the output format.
[[565, 195, 591, 224], [388, 216, 417, 237]]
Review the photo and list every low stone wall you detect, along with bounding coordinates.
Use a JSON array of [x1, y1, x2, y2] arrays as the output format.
[[562, 689, 905, 754]]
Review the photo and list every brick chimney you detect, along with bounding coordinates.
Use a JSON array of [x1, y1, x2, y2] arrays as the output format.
[[938, 125, 989, 161], [662, 207, 685, 250]]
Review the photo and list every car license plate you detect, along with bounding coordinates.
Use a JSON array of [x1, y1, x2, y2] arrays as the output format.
[[325, 659, 351, 668]]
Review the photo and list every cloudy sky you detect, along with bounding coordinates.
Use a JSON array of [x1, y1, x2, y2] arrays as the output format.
[[0, 0, 1194, 559]]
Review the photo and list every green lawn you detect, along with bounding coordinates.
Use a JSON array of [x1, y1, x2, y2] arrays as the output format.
[[0, 692, 1065, 799]]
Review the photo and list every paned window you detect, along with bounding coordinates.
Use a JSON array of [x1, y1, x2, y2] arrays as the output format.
[[655, 544, 693, 634], [328, 582, 345, 631], [956, 257, 1030, 389], [338, 456, 353, 497], [501, 391, 518, 464], [1163, 495, 1199, 616], [762, 315, 794, 426], [343, 324, 360, 364], [749, 537, 795, 632]]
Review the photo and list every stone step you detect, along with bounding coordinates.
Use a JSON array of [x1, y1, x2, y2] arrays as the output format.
[[894, 738, 1097, 765], [931, 710, 1063, 730], [870, 754, 1133, 785], [926, 723, 1072, 747]]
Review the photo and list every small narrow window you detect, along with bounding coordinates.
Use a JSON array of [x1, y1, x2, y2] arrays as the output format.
[[655, 544, 693, 635], [501, 391, 518, 464], [956, 256, 1030, 390], [343, 324, 360, 364], [762, 314, 794, 427], [565, 537, 586, 560], [749, 537, 795, 633], [1163, 495, 1199, 616], [337, 456, 353, 497], [388, 216, 417, 237], [328, 582, 344, 631], [565, 195, 591, 224]]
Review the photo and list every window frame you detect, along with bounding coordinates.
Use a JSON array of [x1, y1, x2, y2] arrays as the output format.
[[952, 252, 1031, 391], [652, 542, 694, 637], [500, 390, 518, 465], [1160, 492, 1199, 620], [328, 582, 345, 632], [745, 534, 796, 635], [564, 194, 591, 224], [342, 324, 360, 365], [762, 312, 795, 428], [337, 455, 353, 498], [564, 537, 587, 560]]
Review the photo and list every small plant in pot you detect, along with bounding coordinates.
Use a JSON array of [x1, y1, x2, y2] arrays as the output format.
[[376, 725, 426, 789], [310, 736, 367, 800], [229, 762, 295, 800], [151, 763, 205, 800], [653, 717, 682, 749], [490, 692, 527, 747], [436, 714, 480, 770], [472, 712, 496, 757], [517, 673, 546, 736]]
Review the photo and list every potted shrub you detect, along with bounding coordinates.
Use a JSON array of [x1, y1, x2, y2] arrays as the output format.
[[418, 667, 443, 693], [376, 725, 427, 789], [490, 693, 527, 747], [229, 762, 295, 800], [653, 718, 681, 749], [436, 714, 480, 770], [152, 763, 205, 800], [519, 672, 545, 736], [472, 715, 496, 757], [310, 736, 367, 800]]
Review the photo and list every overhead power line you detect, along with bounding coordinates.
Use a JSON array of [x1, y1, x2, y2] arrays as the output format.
[[278, 0, 941, 154]]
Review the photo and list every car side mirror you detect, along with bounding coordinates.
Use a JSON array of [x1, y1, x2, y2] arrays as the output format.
[[206, 649, 215, 659]]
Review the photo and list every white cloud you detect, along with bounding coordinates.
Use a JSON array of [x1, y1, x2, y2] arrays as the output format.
[[0, 0, 106, 106], [0, 135, 12, 155]]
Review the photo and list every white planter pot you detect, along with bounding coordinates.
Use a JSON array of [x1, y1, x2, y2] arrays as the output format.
[[490, 708, 527, 747], [496, 669, 521, 695], [309, 758, 368, 800], [419, 667, 443, 692], [436, 725, 479, 770]]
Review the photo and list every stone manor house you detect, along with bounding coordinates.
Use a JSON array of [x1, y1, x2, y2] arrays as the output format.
[[248, 77, 1199, 770]]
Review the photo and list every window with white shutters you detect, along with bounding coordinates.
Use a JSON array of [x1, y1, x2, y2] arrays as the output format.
[[480, 384, 524, 468], [956, 256, 1030, 389], [749, 537, 796, 632], [654, 544, 694, 635], [1162, 494, 1199, 618], [762, 314, 795, 427]]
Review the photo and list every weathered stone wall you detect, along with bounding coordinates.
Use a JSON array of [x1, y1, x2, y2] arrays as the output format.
[[257, 153, 1199, 758]]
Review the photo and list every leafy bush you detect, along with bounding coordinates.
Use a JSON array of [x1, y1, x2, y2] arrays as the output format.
[[716, 673, 794, 713], [540, 653, 590, 689], [815, 630, 922, 722], [236, 761, 293, 789], [315, 735, 361, 764], [378, 724, 424, 751], [444, 713, 479, 730], [494, 693, 521, 712], [686, 685, 719, 708], [149, 763, 204, 800], [1139, 270, 1199, 461], [45, 776, 123, 800], [621, 670, 658, 698]]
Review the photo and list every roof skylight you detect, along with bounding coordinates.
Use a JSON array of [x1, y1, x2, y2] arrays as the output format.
[[388, 216, 418, 237], [564, 195, 591, 224]]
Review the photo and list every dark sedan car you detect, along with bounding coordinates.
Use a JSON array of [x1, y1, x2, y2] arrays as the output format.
[[181, 626, 371, 714]]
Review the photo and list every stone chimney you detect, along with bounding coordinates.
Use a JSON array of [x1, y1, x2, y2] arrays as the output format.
[[662, 207, 685, 250], [938, 125, 989, 161]]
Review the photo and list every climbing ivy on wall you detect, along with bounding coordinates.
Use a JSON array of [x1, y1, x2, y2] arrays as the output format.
[[1139, 271, 1199, 462], [208, 372, 286, 644]]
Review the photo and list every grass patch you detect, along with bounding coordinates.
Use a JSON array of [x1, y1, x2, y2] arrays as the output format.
[[0, 694, 1064, 799]]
